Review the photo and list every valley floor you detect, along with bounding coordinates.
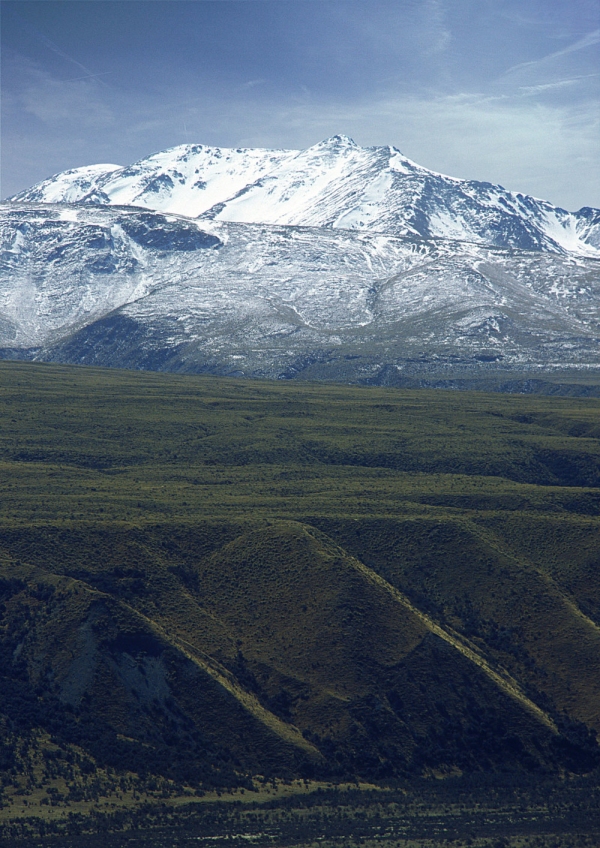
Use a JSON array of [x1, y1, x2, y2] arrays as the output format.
[[3, 777, 600, 847]]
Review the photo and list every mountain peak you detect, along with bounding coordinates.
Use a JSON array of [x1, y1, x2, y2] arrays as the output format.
[[319, 134, 358, 148], [8, 137, 599, 256]]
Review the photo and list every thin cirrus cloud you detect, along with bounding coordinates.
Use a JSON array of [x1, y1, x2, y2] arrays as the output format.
[[7, 5, 112, 88], [518, 77, 595, 95], [12, 55, 115, 128], [494, 23, 599, 105], [1, 0, 599, 210], [501, 27, 600, 78]]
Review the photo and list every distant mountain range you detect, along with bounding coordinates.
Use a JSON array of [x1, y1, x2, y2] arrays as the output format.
[[3, 137, 600, 386]]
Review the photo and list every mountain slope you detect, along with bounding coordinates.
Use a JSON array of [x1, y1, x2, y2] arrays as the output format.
[[2, 202, 600, 381], [0, 520, 591, 787], [10, 137, 600, 256]]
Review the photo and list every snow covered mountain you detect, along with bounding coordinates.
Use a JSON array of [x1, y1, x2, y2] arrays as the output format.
[[10, 136, 600, 257], [2, 201, 600, 384], [4, 135, 600, 386], [10, 145, 297, 219]]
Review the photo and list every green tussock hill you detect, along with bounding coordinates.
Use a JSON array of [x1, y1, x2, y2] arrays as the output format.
[[1, 360, 600, 820]]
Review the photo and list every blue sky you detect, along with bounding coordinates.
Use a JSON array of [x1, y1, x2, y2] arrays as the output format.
[[2, 0, 599, 208]]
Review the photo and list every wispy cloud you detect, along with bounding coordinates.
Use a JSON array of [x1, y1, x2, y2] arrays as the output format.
[[502, 29, 600, 79], [63, 72, 113, 84], [518, 75, 599, 96], [10, 8, 111, 88], [422, 0, 451, 56], [5, 53, 114, 128], [240, 79, 267, 90]]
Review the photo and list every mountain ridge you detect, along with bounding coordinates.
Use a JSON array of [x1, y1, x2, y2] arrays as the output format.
[[10, 136, 600, 257]]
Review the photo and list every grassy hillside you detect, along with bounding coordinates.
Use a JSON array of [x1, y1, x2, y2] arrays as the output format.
[[1, 360, 600, 827]]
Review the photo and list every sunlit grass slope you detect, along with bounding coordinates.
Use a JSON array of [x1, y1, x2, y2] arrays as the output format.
[[1, 361, 600, 798]]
